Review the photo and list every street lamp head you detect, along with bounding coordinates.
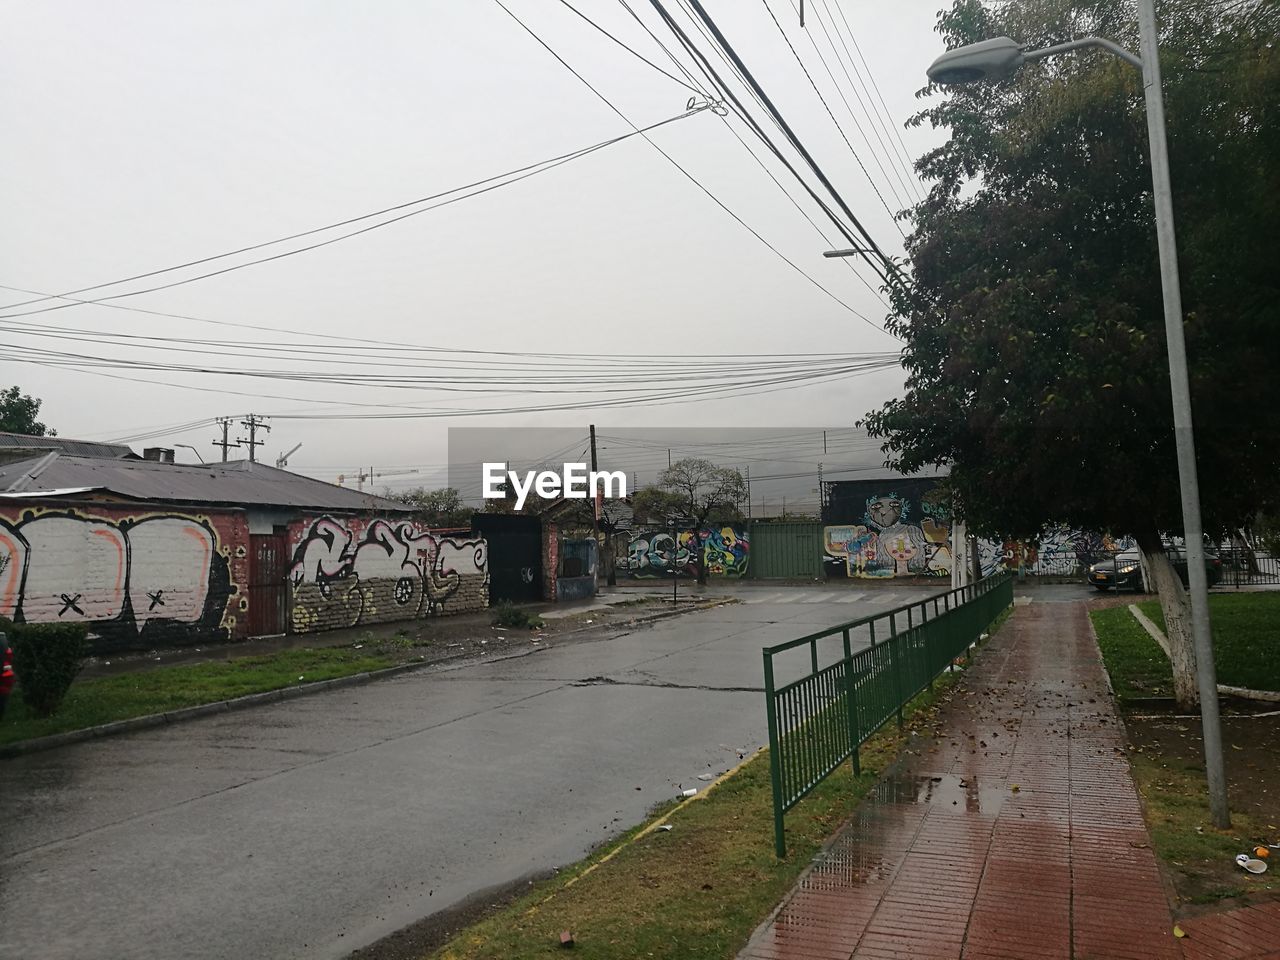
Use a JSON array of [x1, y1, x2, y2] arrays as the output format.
[[927, 36, 1025, 84]]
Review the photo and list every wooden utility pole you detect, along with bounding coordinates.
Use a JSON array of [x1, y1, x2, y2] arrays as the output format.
[[212, 417, 239, 462], [239, 414, 270, 463]]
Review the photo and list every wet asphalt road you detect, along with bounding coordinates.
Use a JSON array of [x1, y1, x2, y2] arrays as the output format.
[[0, 582, 1087, 960]]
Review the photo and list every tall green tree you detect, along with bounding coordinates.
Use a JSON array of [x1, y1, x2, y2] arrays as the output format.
[[0, 386, 56, 436], [865, 0, 1280, 707]]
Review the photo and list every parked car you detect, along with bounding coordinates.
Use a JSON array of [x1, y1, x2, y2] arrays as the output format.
[[1087, 545, 1222, 591], [0, 638, 14, 720]]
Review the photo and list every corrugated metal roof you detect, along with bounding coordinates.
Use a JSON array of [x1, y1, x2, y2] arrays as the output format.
[[0, 454, 413, 513], [0, 431, 135, 459]]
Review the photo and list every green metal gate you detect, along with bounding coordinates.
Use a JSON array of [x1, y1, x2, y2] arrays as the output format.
[[747, 521, 823, 579]]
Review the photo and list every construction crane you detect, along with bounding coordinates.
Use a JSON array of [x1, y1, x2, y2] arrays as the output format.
[[337, 467, 417, 492], [275, 443, 303, 469]]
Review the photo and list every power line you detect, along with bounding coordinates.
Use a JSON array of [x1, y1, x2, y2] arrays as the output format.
[[0, 105, 711, 320], [780, 0, 921, 207], [625, 0, 895, 317], [822, 0, 927, 201], [647, 0, 894, 286], [676, 0, 920, 298], [760, 0, 910, 224], [808, 0, 922, 203], [554, 0, 703, 93], [492, 0, 890, 334]]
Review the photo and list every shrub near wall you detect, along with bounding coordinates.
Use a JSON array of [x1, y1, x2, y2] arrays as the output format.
[[8, 621, 89, 717]]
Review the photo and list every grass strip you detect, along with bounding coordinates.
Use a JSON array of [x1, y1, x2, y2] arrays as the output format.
[[0, 646, 396, 746], [1090, 606, 1276, 904], [427, 673, 967, 960], [1091, 605, 1174, 700], [1136, 592, 1280, 691]]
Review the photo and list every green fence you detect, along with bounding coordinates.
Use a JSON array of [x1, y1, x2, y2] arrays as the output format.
[[763, 574, 1013, 856]]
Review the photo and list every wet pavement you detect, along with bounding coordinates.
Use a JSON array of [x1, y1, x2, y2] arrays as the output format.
[[739, 600, 1188, 960], [0, 581, 968, 960]]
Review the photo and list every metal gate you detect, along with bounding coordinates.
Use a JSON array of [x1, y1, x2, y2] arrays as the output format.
[[748, 521, 824, 579], [248, 532, 290, 636], [471, 513, 542, 603]]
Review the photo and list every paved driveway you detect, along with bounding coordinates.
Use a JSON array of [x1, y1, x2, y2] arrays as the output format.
[[0, 583, 1005, 960]]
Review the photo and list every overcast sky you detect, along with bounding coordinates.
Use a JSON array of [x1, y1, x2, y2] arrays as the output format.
[[1, 0, 950, 490]]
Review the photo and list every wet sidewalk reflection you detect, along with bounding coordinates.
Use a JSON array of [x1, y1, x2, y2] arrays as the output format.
[[739, 602, 1181, 960]]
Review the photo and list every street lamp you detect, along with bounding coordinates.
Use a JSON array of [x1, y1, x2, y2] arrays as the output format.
[[927, 0, 1230, 827]]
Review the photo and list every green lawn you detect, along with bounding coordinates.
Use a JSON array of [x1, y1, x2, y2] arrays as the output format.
[[1137, 592, 1280, 691], [0, 646, 396, 746], [1090, 605, 1175, 699]]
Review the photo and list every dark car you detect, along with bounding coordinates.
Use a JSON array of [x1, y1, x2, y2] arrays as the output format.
[[1087, 546, 1222, 591]]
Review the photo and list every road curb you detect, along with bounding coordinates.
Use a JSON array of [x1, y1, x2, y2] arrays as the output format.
[[0, 657, 456, 760], [0, 598, 727, 760]]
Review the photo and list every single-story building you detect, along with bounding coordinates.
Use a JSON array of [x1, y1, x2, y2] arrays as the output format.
[[0, 435, 489, 650]]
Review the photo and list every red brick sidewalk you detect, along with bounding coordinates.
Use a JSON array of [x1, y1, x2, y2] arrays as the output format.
[[738, 601, 1280, 960]]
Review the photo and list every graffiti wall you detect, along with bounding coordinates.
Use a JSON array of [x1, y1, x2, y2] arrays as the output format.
[[0, 504, 244, 649], [616, 526, 749, 578], [823, 481, 952, 579], [981, 527, 1135, 578], [288, 516, 488, 633]]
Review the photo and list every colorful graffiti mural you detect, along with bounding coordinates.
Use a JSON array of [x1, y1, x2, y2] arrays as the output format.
[[289, 517, 488, 632], [702, 526, 749, 576], [616, 526, 749, 578], [0, 509, 238, 646], [980, 527, 1135, 578], [824, 491, 951, 579]]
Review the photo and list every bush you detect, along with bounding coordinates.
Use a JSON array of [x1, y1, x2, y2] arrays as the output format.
[[491, 601, 543, 630], [9, 622, 89, 717]]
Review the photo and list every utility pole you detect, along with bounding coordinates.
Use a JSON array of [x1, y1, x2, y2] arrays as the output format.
[[589, 424, 600, 542], [746, 465, 752, 520], [667, 448, 672, 469], [212, 417, 239, 462], [239, 414, 270, 463], [817, 462, 824, 521]]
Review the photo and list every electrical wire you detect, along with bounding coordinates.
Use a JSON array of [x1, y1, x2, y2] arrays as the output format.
[[760, 0, 910, 223], [780, 0, 921, 207], [0, 105, 711, 320], [554, 0, 703, 93], [646, 0, 895, 287], [492, 0, 891, 334], [822, 0, 926, 200], [612, 0, 895, 316]]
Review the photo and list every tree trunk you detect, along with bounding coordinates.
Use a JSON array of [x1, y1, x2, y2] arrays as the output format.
[[605, 530, 617, 587], [1135, 531, 1199, 708]]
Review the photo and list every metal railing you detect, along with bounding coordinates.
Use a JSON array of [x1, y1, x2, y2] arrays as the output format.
[[1221, 547, 1280, 587], [763, 574, 1014, 856]]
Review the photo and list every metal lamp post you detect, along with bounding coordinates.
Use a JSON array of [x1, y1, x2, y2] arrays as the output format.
[[926, 0, 1229, 827]]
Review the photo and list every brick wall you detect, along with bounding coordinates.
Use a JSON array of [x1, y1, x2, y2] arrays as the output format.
[[0, 500, 248, 650], [288, 514, 489, 635]]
